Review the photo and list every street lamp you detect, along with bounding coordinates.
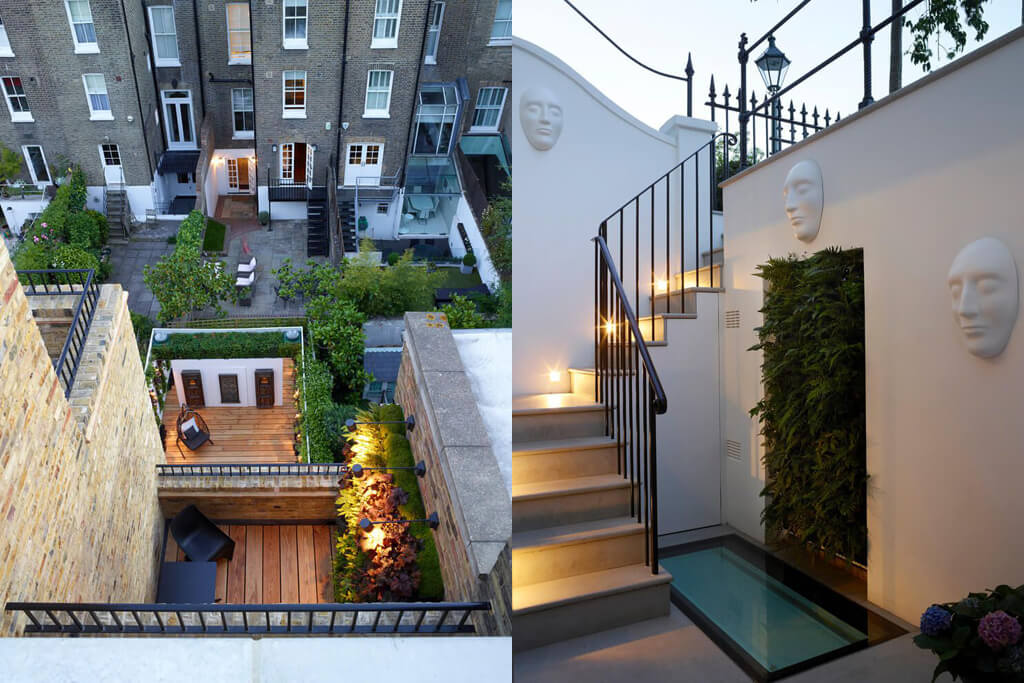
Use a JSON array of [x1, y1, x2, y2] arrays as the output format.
[[755, 36, 791, 154]]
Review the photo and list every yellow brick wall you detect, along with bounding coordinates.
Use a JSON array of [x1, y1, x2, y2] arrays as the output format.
[[0, 240, 165, 636]]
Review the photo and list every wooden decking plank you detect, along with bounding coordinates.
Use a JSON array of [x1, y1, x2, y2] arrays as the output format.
[[164, 533, 180, 562], [297, 525, 317, 604], [263, 526, 281, 604], [215, 559, 228, 604], [312, 525, 333, 603], [279, 526, 300, 603], [226, 525, 247, 604], [244, 525, 263, 604], [176, 545, 185, 562]]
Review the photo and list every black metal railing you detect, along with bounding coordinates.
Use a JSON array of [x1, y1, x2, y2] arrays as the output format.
[[19, 269, 100, 398], [156, 463, 348, 476], [5, 601, 490, 635], [599, 133, 735, 343], [735, 0, 932, 168], [593, 234, 667, 575]]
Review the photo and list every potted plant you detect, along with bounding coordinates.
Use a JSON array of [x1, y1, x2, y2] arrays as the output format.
[[358, 215, 368, 232], [258, 210, 270, 226], [915, 584, 1024, 682], [387, 252, 400, 266], [460, 252, 477, 274]]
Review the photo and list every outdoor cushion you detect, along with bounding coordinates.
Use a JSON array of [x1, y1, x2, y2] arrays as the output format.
[[238, 256, 256, 273], [180, 417, 198, 435], [236, 272, 255, 287]]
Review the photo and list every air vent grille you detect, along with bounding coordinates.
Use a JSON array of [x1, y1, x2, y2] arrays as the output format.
[[724, 310, 740, 328], [725, 439, 742, 460]]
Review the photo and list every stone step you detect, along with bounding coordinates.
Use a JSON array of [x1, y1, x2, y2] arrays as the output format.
[[512, 563, 671, 652], [511, 516, 646, 588], [511, 435, 619, 485], [512, 393, 606, 443], [512, 474, 631, 532]]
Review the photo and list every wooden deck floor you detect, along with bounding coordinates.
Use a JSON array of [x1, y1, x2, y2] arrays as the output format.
[[164, 524, 335, 604], [162, 359, 298, 464]]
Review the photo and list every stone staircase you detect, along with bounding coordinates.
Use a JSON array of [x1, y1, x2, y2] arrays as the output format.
[[511, 390, 672, 652], [337, 200, 357, 253], [104, 185, 129, 240], [306, 187, 328, 257]]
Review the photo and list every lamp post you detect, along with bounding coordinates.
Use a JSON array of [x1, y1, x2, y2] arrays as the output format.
[[755, 36, 791, 155]]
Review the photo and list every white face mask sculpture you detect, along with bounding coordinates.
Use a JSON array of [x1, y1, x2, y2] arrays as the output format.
[[782, 160, 824, 243], [519, 87, 563, 151], [947, 238, 1019, 358]]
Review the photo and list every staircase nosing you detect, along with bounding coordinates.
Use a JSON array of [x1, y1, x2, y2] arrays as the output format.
[[512, 565, 672, 614], [510, 516, 644, 551], [512, 436, 617, 456], [511, 474, 633, 501]]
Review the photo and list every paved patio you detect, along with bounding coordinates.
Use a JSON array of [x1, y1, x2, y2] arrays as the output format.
[[108, 220, 319, 321]]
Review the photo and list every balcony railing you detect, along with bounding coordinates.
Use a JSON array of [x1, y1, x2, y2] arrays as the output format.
[[19, 269, 100, 398], [5, 601, 490, 635], [156, 463, 348, 477]]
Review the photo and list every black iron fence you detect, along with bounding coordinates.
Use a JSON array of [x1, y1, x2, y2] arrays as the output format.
[[593, 234, 666, 575], [157, 463, 347, 477], [18, 269, 100, 398], [5, 601, 490, 635]]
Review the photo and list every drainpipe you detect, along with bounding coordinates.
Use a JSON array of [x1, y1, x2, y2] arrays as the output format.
[[400, 0, 433, 188], [334, 0, 349, 170], [118, 0, 153, 179], [191, 0, 207, 115], [248, 1, 258, 201]]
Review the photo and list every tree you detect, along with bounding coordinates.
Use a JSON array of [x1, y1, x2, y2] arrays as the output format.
[[0, 144, 23, 184], [480, 183, 511, 282], [305, 294, 369, 399], [144, 251, 236, 323], [904, 0, 991, 71]]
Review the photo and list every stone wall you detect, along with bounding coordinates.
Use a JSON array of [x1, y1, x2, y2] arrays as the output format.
[[395, 312, 510, 636], [159, 475, 339, 522], [0, 240, 165, 636]]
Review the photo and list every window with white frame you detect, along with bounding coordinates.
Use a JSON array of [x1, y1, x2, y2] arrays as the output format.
[[376, 202, 388, 214], [363, 70, 392, 117], [226, 3, 251, 63], [231, 88, 254, 138], [65, 0, 99, 53], [101, 143, 121, 167], [471, 87, 506, 130], [83, 74, 112, 120], [148, 6, 180, 66], [365, 145, 380, 166], [22, 145, 50, 184], [490, 0, 511, 42], [280, 143, 294, 180], [424, 3, 444, 64], [371, 0, 401, 49], [2, 77, 32, 123], [0, 16, 14, 57], [412, 84, 458, 155], [282, 70, 306, 117], [283, 0, 308, 49]]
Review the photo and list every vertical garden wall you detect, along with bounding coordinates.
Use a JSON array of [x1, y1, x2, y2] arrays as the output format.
[[749, 247, 866, 562]]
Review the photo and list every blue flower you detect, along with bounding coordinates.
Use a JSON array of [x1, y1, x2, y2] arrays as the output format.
[[920, 605, 953, 636]]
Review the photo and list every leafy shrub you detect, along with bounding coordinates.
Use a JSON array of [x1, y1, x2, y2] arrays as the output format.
[[67, 211, 100, 249], [298, 350, 337, 464], [305, 295, 368, 400], [203, 219, 227, 252], [439, 294, 486, 329], [12, 241, 51, 272], [749, 248, 866, 562], [149, 331, 301, 361], [339, 240, 443, 316], [462, 252, 476, 267], [273, 258, 344, 301], [67, 167, 88, 211], [86, 210, 109, 245], [130, 312, 155, 361], [0, 143, 23, 183], [175, 210, 205, 252], [387, 252, 400, 266], [52, 244, 99, 272], [480, 185, 511, 281], [258, 210, 270, 225]]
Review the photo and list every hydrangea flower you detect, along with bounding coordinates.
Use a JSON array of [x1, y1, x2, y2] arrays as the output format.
[[920, 605, 953, 636], [40, 222, 47, 228], [32, 236, 39, 243], [979, 610, 1022, 651]]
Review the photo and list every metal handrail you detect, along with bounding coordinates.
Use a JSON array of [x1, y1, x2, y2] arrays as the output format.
[[594, 233, 665, 575], [5, 600, 491, 635], [157, 463, 347, 476], [18, 269, 100, 398]]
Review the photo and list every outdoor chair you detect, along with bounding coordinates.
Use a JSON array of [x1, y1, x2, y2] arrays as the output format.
[[169, 504, 235, 562], [235, 270, 256, 288], [176, 404, 213, 459], [238, 256, 256, 274]]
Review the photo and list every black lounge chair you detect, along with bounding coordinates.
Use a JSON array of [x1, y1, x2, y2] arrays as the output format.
[[170, 504, 235, 562], [176, 404, 213, 459]]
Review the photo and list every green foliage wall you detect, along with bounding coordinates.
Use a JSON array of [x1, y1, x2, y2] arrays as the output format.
[[150, 331, 301, 361], [297, 350, 337, 464], [749, 247, 867, 562]]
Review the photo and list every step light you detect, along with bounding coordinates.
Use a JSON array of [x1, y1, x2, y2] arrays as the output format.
[[359, 512, 440, 531]]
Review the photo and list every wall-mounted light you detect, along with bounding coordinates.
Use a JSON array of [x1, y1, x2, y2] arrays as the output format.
[[656, 279, 669, 293], [341, 122, 349, 130], [549, 370, 561, 383], [311, 144, 318, 153], [272, 144, 278, 153], [126, 115, 134, 123], [344, 416, 416, 431]]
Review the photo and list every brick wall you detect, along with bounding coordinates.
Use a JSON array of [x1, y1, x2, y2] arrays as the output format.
[[159, 475, 339, 522], [394, 312, 510, 636], [0, 240, 165, 636]]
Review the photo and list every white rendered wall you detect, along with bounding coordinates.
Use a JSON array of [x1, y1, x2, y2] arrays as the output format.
[[171, 357, 284, 408], [361, 198, 399, 239], [720, 28, 1024, 624], [448, 196, 501, 291], [269, 201, 308, 220], [212, 149, 257, 197], [125, 186, 155, 221], [0, 195, 48, 235], [512, 38, 716, 395], [0, 637, 512, 683]]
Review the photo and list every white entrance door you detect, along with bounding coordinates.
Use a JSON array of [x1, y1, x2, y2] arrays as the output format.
[[162, 90, 196, 150], [99, 143, 123, 185], [227, 158, 250, 193], [344, 143, 383, 186]]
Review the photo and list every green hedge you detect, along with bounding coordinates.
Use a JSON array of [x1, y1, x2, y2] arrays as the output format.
[[175, 210, 205, 253], [298, 350, 336, 464], [749, 247, 866, 562], [150, 331, 301, 361], [203, 219, 227, 252]]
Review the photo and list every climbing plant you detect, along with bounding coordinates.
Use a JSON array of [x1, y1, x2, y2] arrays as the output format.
[[749, 247, 867, 562]]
